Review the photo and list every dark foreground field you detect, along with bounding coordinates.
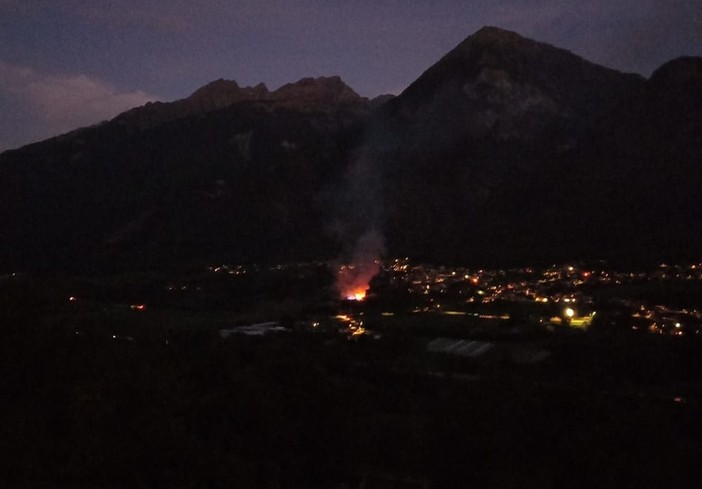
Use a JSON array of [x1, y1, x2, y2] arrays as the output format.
[[2, 275, 702, 488]]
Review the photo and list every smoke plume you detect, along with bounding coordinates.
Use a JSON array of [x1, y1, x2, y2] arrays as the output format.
[[334, 135, 386, 299]]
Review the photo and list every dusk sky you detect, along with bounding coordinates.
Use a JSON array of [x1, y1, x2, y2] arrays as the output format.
[[1, 0, 700, 152]]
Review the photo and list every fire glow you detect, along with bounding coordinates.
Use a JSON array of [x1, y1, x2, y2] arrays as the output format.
[[347, 288, 367, 302], [336, 230, 384, 302], [338, 262, 378, 302]]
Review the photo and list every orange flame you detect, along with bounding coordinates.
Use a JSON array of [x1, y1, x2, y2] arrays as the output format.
[[346, 288, 367, 301], [336, 230, 383, 302], [338, 262, 377, 301]]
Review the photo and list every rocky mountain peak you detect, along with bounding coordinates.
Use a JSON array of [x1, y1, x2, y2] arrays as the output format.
[[271, 76, 363, 107], [387, 26, 643, 148], [467, 25, 529, 45], [188, 78, 241, 98], [112, 78, 270, 129], [187, 79, 270, 108], [442, 25, 555, 70]]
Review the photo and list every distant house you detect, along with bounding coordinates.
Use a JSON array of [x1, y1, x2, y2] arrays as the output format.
[[427, 337, 495, 359], [427, 337, 549, 365], [219, 321, 287, 338]]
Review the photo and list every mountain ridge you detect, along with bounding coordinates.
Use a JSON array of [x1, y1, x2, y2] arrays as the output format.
[[108, 75, 368, 132], [0, 27, 700, 272]]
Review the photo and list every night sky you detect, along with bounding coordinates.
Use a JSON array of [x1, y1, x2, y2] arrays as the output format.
[[1, 0, 700, 152]]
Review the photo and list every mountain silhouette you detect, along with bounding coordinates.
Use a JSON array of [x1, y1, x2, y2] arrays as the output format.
[[0, 27, 700, 272]]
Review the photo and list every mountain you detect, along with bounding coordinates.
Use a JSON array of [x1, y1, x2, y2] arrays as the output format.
[[550, 56, 702, 264], [0, 77, 371, 272], [374, 26, 648, 265], [0, 27, 700, 272], [383, 26, 643, 149]]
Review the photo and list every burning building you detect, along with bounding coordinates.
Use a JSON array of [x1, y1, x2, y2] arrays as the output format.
[[336, 229, 383, 301]]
